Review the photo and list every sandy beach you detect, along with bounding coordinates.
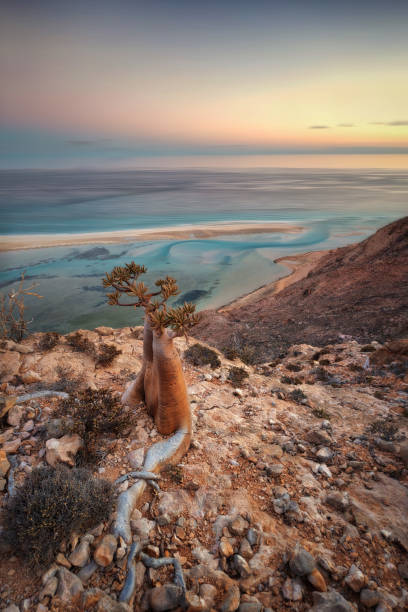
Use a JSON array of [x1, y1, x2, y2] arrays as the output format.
[[220, 249, 328, 312], [0, 221, 304, 252]]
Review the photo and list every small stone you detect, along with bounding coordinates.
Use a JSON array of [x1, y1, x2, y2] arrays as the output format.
[[45, 434, 83, 467], [39, 575, 58, 599], [7, 404, 24, 427], [318, 464, 332, 478], [282, 577, 303, 601], [246, 528, 260, 547], [239, 538, 253, 559], [325, 491, 349, 512], [306, 429, 332, 445], [149, 584, 184, 611], [268, 444, 283, 459], [45, 418, 65, 439], [56, 552, 71, 568], [316, 447, 334, 463], [3, 605, 20, 612], [0, 449, 11, 477], [131, 517, 156, 540], [36, 605, 48, 612], [267, 464, 283, 476], [345, 564, 366, 593], [69, 535, 93, 567], [307, 568, 327, 592], [56, 567, 84, 602], [219, 540, 234, 557], [94, 534, 117, 567], [78, 561, 98, 583], [20, 369, 41, 384], [220, 584, 240, 612], [233, 554, 251, 578], [3, 438, 21, 453], [360, 588, 380, 608], [230, 515, 249, 536], [22, 419, 34, 432], [0, 478, 6, 491], [289, 543, 316, 576], [310, 590, 354, 611], [146, 544, 160, 558], [200, 583, 217, 608], [127, 448, 144, 468]]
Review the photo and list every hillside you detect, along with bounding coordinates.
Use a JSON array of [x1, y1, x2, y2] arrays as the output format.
[[0, 328, 408, 610], [193, 216, 408, 363]]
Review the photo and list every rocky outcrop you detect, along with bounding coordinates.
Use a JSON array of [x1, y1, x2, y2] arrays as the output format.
[[194, 216, 408, 361]]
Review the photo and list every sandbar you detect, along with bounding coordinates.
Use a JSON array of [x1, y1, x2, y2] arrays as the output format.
[[220, 249, 328, 312], [0, 221, 304, 252]]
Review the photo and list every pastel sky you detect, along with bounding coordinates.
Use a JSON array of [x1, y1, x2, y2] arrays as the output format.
[[1, 0, 408, 168]]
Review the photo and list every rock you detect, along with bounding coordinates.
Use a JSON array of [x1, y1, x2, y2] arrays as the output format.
[[36, 605, 48, 612], [282, 577, 303, 601], [307, 568, 327, 592], [310, 590, 355, 611], [7, 404, 24, 427], [220, 539, 234, 557], [316, 447, 334, 463], [220, 584, 241, 611], [78, 561, 98, 583], [0, 478, 6, 491], [289, 543, 316, 576], [398, 442, 408, 467], [239, 538, 253, 559], [45, 434, 83, 467], [56, 567, 84, 602], [69, 535, 93, 567], [200, 583, 217, 608], [3, 605, 20, 612], [0, 449, 10, 477], [238, 604, 262, 612], [325, 491, 349, 512], [39, 575, 58, 599], [20, 369, 41, 384], [2, 438, 21, 453], [360, 588, 380, 608], [97, 594, 131, 611], [127, 448, 144, 468], [130, 517, 156, 541], [232, 554, 251, 578], [56, 552, 71, 568], [45, 418, 66, 439], [246, 528, 260, 547], [345, 564, 366, 592], [318, 464, 332, 478], [306, 429, 332, 445], [267, 464, 284, 476], [94, 534, 117, 567], [148, 584, 184, 611], [229, 516, 249, 536], [268, 444, 283, 459]]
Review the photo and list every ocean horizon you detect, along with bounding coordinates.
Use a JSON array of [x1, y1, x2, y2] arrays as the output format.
[[1, 166, 407, 334]]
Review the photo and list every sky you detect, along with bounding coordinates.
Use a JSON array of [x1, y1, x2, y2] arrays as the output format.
[[1, 0, 408, 169]]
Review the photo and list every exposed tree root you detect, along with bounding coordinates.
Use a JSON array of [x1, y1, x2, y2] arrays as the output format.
[[7, 455, 18, 497], [113, 427, 191, 543], [114, 471, 160, 485], [140, 552, 186, 593], [118, 540, 142, 604], [16, 390, 69, 402]]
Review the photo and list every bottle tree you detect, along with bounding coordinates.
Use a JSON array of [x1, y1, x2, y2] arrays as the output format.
[[103, 262, 200, 542]]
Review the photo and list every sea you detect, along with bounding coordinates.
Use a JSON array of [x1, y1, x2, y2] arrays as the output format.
[[0, 166, 407, 334]]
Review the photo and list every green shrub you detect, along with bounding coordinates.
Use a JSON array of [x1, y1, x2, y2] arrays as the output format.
[[59, 388, 131, 464], [228, 366, 249, 387], [38, 332, 61, 352], [184, 343, 221, 369], [3, 465, 114, 567]]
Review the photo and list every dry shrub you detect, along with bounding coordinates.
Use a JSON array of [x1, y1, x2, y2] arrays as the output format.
[[228, 366, 249, 387], [66, 331, 96, 356], [3, 465, 114, 567], [184, 343, 221, 369], [38, 331, 61, 352], [59, 387, 132, 464], [96, 343, 122, 366]]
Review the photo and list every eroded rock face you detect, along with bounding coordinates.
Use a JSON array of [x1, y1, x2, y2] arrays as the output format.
[[45, 434, 83, 467]]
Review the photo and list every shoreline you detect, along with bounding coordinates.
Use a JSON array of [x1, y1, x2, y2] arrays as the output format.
[[0, 221, 303, 252], [220, 249, 329, 312]]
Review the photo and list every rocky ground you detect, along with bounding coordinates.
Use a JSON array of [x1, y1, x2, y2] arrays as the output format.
[[0, 327, 408, 611]]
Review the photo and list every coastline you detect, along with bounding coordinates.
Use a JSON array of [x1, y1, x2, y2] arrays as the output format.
[[220, 249, 328, 312], [0, 221, 303, 252]]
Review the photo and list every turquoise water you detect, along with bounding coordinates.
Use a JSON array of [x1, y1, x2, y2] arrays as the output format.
[[0, 168, 407, 333]]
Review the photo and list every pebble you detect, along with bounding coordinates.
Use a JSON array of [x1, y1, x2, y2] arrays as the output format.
[[229, 516, 249, 536], [289, 544, 316, 576], [232, 554, 251, 578], [310, 590, 354, 611], [94, 534, 117, 567], [149, 584, 184, 611], [220, 584, 241, 612], [219, 540, 234, 558], [345, 564, 367, 593], [316, 447, 334, 463], [0, 450, 11, 477], [266, 464, 283, 476], [69, 535, 93, 567], [39, 575, 58, 599], [325, 491, 349, 512], [282, 577, 303, 601], [360, 588, 380, 608], [56, 567, 84, 602], [307, 568, 327, 592]]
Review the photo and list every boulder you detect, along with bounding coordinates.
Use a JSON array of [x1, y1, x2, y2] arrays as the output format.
[[45, 434, 83, 467]]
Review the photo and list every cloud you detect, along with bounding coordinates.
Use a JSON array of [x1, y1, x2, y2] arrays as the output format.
[[369, 120, 408, 126], [308, 125, 330, 129], [337, 123, 354, 127]]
